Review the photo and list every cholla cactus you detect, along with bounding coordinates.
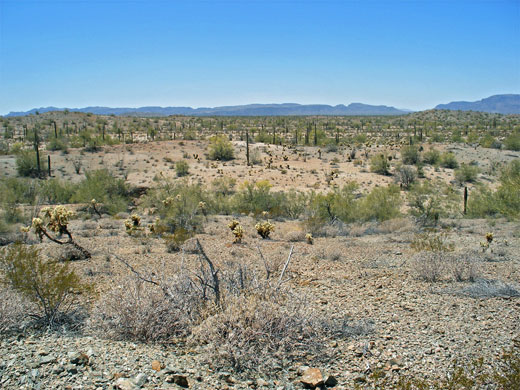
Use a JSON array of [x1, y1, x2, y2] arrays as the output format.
[[198, 201, 207, 218], [228, 219, 240, 231], [255, 221, 275, 239], [89, 198, 102, 217], [481, 232, 494, 252], [21, 206, 90, 258], [124, 214, 143, 235], [232, 224, 244, 243], [305, 233, 313, 245]]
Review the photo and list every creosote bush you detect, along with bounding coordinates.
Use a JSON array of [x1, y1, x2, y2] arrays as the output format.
[[370, 153, 391, 175], [175, 160, 190, 177], [0, 243, 89, 327], [16, 150, 48, 178], [455, 163, 479, 183], [440, 152, 459, 169], [208, 135, 234, 161]]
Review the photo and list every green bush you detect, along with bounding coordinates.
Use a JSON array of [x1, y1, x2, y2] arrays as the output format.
[[16, 150, 48, 177], [504, 132, 520, 151], [46, 137, 68, 152], [455, 163, 480, 183], [39, 178, 77, 204], [440, 152, 459, 169], [408, 182, 443, 226], [370, 153, 391, 175], [423, 148, 441, 165], [71, 169, 129, 214], [175, 160, 190, 177], [0, 243, 89, 326], [145, 179, 206, 234], [467, 160, 520, 219], [395, 165, 417, 189], [358, 185, 401, 221], [208, 135, 234, 161], [400, 145, 420, 165]]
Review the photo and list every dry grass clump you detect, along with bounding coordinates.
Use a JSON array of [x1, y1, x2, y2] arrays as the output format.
[[459, 279, 520, 299], [412, 252, 480, 283], [190, 289, 370, 373], [90, 275, 200, 342], [90, 241, 369, 373]]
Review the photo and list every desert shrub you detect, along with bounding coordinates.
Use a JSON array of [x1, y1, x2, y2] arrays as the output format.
[[504, 132, 520, 151], [46, 137, 68, 152], [0, 177, 39, 204], [466, 185, 500, 218], [145, 179, 206, 234], [16, 150, 48, 177], [400, 145, 420, 165], [71, 169, 129, 215], [455, 163, 479, 183], [208, 135, 234, 161], [305, 183, 358, 224], [440, 152, 459, 169], [233, 180, 279, 217], [90, 276, 199, 342], [358, 185, 401, 222], [495, 159, 520, 218], [191, 293, 323, 372], [422, 148, 441, 165], [175, 160, 190, 177], [449, 253, 480, 282], [395, 165, 417, 189], [164, 228, 192, 252], [467, 160, 520, 219], [408, 181, 461, 226], [0, 243, 89, 326], [370, 153, 391, 175], [460, 279, 520, 299], [411, 230, 454, 252], [480, 134, 499, 149], [412, 251, 448, 282], [39, 178, 77, 204], [255, 131, 271, 144]]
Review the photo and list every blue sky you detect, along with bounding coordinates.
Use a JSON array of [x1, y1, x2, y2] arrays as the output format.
[[0, 0, 519, 114]]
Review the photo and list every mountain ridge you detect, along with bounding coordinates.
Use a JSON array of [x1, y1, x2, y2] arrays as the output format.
[[435, 94, 520, 114], [5, 94, 520, 117], [4, 103, 409, 117]]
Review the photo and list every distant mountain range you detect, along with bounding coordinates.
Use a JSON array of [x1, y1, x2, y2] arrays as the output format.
[[4, 94, 519, 117], [435, 94, 520, 114], [4, 103, 409, 117]]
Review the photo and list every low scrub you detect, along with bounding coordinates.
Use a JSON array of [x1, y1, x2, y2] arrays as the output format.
[[0, 243, 90, 327]]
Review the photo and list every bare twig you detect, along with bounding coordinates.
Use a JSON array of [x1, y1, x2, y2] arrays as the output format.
[[256, 245, 271, 280], [277, 245, 294, 288], [109, 253, 160, 286], [196, 239, 221, 306]]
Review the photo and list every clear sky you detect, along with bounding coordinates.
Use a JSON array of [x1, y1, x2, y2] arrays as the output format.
[[0, 0, 519, 114]]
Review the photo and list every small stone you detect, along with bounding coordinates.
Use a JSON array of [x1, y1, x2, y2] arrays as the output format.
[[301, 367, 324, 388], [151, 360, 163, 371], [324, 375, 338, 387], [115, 378, 137, 390], [39, 355, 56, 365], [134, 373, 147, 387], [257, 378, 269, 387]]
